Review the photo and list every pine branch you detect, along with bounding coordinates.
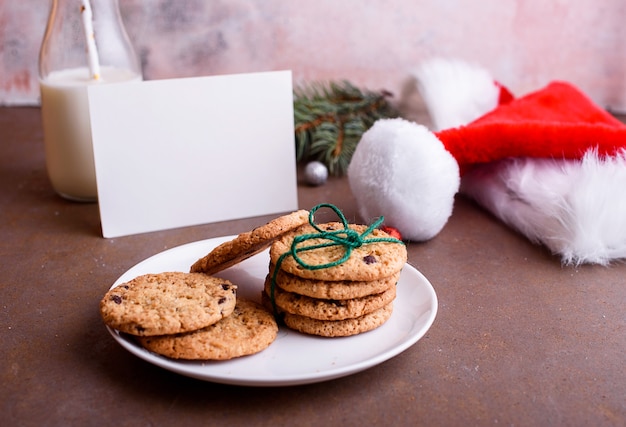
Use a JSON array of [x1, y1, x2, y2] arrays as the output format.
[[294, 80, 399, 175]]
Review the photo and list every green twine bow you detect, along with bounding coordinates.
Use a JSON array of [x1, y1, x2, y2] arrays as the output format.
[[269, 203, 404, 318]]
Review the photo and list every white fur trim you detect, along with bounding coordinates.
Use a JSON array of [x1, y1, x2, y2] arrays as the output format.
[[460, 150, 626, 265], [348, 118, 460, 241], [413, 58, 501, 130]]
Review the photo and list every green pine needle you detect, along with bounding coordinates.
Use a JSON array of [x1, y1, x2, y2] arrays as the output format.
[[294, 80, 399, 176]]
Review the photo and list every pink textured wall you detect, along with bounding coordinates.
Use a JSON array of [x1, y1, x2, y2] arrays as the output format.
[[3, 0, 626, 111]]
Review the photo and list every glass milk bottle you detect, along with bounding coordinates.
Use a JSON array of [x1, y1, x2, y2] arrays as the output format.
[[39, 0, 142, 201]]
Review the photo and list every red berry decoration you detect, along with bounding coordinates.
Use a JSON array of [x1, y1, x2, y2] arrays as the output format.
[[380, 225, 402, 241]]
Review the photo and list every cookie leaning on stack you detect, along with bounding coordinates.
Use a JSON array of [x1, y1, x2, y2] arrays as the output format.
[[190, 209, 310, 275], [264, 205, 407, 337]]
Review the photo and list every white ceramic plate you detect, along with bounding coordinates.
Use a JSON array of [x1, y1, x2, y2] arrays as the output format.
[[106, 236, 438, 387]]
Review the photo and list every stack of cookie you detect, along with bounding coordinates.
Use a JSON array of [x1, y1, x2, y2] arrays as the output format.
[[263, 221, 407, 337], [100, 272, 278, 360]]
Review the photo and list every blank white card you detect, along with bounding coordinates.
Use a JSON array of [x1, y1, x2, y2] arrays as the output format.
[[89, 70, 298, 238]]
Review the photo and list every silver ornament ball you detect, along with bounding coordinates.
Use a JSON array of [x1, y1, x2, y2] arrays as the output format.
[[304, 161, 328, 186]]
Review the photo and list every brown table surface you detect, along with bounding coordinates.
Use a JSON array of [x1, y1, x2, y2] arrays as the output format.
[[1, 106, 625, 426]]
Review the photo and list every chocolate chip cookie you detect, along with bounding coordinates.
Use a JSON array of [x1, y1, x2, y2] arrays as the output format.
[[100, 272, 237, 336]]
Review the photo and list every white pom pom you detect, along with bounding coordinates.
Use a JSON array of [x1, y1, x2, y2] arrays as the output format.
[[348, 118, 460, 241]]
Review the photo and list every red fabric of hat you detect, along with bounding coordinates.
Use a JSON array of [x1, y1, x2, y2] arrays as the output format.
[[437, 81, 626, 174]]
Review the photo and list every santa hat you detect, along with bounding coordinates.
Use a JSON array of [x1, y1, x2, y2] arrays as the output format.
[[348, 59, 626, 265]]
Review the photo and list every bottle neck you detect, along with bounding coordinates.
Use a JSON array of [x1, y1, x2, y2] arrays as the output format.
[[39, 0, 141, 81]]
